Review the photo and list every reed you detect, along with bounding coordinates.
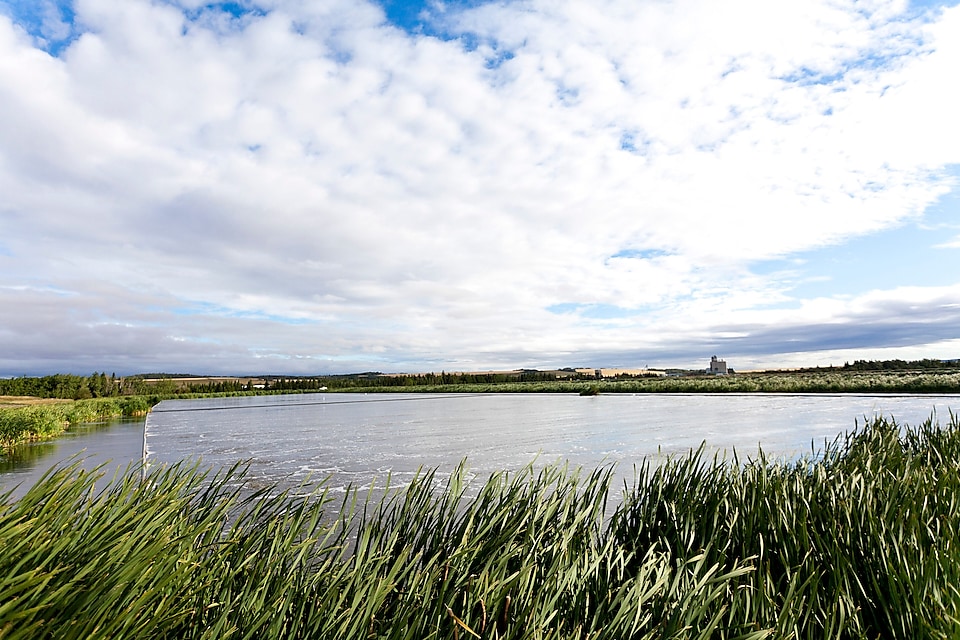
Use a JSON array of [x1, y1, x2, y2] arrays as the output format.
[[0, 396, 157, 454], [332, 371, 960, 394], [2, 415, 959, 639]]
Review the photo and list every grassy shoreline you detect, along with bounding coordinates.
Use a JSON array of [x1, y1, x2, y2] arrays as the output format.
[[0, 396, 160, 456], [5, 369, 960, 457], [1, 415, 958, 638], [328, 370, 960, 394]]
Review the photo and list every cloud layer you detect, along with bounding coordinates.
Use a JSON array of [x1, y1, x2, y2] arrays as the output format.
[[1, 0, 959, 375]]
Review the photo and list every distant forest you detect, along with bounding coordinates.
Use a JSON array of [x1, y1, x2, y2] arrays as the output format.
[[0, 370, 567, 398], [1, 358, 958, 399], [0, 372, 253, 398], [0, 372, 123, 399], [840, 358, 959, 371]]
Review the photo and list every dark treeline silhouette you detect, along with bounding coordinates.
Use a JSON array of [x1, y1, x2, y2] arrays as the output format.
[[0, 373, 120, 399], [0, 370, 575, 397], [270, 369, 574, 391], [842, 358, 959, 371], [6, 359, 957, 398]]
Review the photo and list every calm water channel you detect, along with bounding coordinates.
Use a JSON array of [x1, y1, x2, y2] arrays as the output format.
[[4, 393, 960, 500], [1, 418, 146, 499]]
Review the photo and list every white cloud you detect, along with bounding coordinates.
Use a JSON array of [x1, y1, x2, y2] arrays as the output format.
[[1, 0, 959, 374]]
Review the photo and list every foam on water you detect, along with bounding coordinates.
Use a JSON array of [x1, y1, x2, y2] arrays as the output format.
[[140, 392, 960, 499]]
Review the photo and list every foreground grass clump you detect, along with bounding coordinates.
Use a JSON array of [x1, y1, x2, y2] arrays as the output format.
[[2, 416, 960, 639], [0, 396, 157, 454], [612, 416, 960, 638]]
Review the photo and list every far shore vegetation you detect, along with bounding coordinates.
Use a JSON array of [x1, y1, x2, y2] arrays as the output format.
[[2, 358, 960, 456], [2, 415, 959, 638], [0, 395, 157, 456]]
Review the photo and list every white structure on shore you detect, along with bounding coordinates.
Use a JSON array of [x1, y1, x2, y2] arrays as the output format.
[[708, 356, 728, 375]]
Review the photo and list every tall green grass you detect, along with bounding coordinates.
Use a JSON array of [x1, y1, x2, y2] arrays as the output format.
[[2, 415, 959, 638], [0, 396, 156, 453], [611, 416, 960, 637], [333, 371, 960, 394]]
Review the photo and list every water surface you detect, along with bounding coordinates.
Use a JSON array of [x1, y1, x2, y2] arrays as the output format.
[[6, 393, 957, 501], [144, 392, 960, 495], [1, 418, 145, 499]]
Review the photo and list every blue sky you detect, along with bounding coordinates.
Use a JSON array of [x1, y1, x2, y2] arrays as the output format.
[[380, 0, 477, 35], [753, 170, 960, 300], [1, 0, 960, 376]]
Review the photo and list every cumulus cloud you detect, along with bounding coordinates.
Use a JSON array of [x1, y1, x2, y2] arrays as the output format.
[[1, 0, 959, 374]]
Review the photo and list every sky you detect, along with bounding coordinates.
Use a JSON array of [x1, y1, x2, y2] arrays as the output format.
[[1, 0, 960, 376]]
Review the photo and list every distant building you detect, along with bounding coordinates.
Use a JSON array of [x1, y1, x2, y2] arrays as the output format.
[[574, 368, 667, 379], [708, 356, 728, 375]]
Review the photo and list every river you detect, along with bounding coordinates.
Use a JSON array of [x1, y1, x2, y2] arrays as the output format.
[[4, 392, 959, 500], [144, 392, 960, 496], [1, 417, 146, 499]]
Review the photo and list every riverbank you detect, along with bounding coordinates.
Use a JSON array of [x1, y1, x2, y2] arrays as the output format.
[[5, 368, 959, 457], [330, 370, 960, 394], [2, 415, 958, 638], [0, 396, 158, 456]]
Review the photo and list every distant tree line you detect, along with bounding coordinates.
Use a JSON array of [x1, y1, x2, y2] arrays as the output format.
[[268, 370, 573, 391], [169, 379, 254, 394], [0, 373, 121, 399], [842, 358, 960, 371], [7, 359, 957, 399]]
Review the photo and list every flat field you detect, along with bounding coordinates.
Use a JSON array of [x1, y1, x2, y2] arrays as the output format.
[[0, 396, 71, 409]]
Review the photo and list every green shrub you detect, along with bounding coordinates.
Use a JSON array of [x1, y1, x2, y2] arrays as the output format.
[[119, 396, 151, 416], [0, 405, 66, 449]]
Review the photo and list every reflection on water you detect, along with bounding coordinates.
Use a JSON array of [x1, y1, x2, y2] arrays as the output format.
[[0, 418, 146, 500], [0, 440, 62, 468]]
